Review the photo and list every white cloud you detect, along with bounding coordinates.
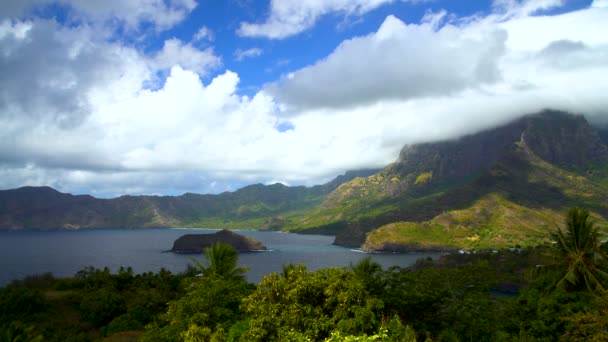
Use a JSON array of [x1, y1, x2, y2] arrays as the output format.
[[0, 18, 147, 128], [1, 1, 608, 196], [497, 5, 608, 51], [234, 48, 263, 61], [152, 38, 221, 76], [267, 14, 507, 111], [269, 3, 608, 113], [193, 26, 214, 41], [593, 0, 608, 7], [61, 0, 197, 31], [238, 0, 412, 39], [491, 0, 564, 19], [0, 0, 196, 31]]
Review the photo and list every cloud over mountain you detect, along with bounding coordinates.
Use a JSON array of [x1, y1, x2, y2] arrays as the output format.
[[0, 0, 607, 196]]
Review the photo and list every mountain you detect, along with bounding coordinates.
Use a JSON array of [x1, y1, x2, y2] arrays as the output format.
[[2, 110, 607, 251], [0, 169, 379, 229], [291, 110, 608, 249]]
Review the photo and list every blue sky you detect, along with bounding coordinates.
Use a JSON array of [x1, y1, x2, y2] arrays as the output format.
[[1, 0, 607, 197]]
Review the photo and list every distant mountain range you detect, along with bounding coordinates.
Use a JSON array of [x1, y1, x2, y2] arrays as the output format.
[[0, 169, 378, 230], [2, 110, 607, 251]]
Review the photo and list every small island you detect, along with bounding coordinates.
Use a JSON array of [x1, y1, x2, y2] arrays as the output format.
[[171, 229, 267, 253]]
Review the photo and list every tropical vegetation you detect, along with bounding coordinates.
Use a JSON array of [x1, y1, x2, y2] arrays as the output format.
[[1, 208, 607, 341]]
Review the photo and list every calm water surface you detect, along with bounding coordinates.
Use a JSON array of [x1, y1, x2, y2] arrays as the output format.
[[0, 228, 442, 286]]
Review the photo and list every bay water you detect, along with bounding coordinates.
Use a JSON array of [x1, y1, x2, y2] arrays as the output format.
[[0, 228, 442, 286]]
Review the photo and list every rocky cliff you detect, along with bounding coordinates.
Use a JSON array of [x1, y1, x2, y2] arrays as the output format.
[[301, 110, 608, 249]]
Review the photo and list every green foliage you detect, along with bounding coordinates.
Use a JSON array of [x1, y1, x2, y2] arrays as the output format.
[[547, 208, 608, 292], [0, 287, 47, 323], [191, 243, 249, 281], [351, 257, 385, 296], [0, 267, 188, 341], [381, 259, 514, 341], [503, 287, 593, 340], [6, 215, 608, 341], [362, 193, 568, 251], [242, 265, 383, 341], [225, 318, 250, 342], [414, 171, 433, 185], [323, 330, 390, 341], [99, 306, 152, 337], [0, 321, 43, 342], [560, 289, 608, 341], [281, 262, 297, 279], [322, 321, 417, 342], [382, 315, 417, 342], [80, 287, 127, 326], [101, 313, 144, 336], [140, 274, 253, 342]]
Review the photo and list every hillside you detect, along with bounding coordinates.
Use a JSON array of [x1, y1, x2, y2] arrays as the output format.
[[0, 169, 378, 229], [292, 110, 608, 249], [2, 110, 607, 250]]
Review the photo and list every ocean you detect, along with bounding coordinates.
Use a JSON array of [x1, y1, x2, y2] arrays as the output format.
[[0, 228, 442, 286]]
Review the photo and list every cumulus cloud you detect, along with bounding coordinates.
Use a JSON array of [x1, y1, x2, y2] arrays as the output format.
[[267, 15, 507, 111], [491, 0, 564, 19], [234, 48, 263, 61], [238, 0, 413, 39], [1, 1, 608, 196], [0, 18, 146, 128], [152, 39, 221, 76], [0, 0, 197, 31], [193, 26, 214, 41], [268, 2, 608, 114]]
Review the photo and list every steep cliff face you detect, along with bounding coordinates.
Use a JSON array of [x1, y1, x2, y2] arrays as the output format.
[[521, 111, 608, 168], [308, 110, 608, 248], [324, 111, 608, 209]]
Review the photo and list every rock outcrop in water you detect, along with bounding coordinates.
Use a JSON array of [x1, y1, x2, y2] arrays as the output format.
[[171, 229, 267, 253]]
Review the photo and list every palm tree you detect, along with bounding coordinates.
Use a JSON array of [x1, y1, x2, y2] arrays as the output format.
[[281, 262, 297, 279], [549, 208, 608, 292], [351, 256, 385, 295], [0, 322, 43, 342], [192, 243, 248, 281]]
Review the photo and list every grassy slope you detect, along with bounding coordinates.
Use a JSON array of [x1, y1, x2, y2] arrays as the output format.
[[286, 167, 444, 231], [361, 142, 608, 250], [361, 193, 563, 251]]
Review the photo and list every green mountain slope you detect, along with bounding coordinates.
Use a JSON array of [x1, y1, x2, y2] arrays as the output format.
[[292, 110, 608, 249], [0, 169, 379, 229], [2, 110, 606, 251]]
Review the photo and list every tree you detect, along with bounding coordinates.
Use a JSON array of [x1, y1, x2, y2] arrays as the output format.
[[281, 262, 296, 279], [351, 257, 385, 296], [241, 265, 384, 341], [140, 274, 253, 342], [192, 243, 248, 281], [549, 208, 608, 292], [0, 321, 43, 342], [79, 287, 127, 326]]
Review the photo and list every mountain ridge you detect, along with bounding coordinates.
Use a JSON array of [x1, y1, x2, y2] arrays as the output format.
[[304, 110, 608, 248], [0, 169, 379, 229], [2, 110, 607, 251]]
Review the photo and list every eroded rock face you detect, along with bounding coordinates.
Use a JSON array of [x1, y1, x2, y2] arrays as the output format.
[[171, 229, 267, 253]]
